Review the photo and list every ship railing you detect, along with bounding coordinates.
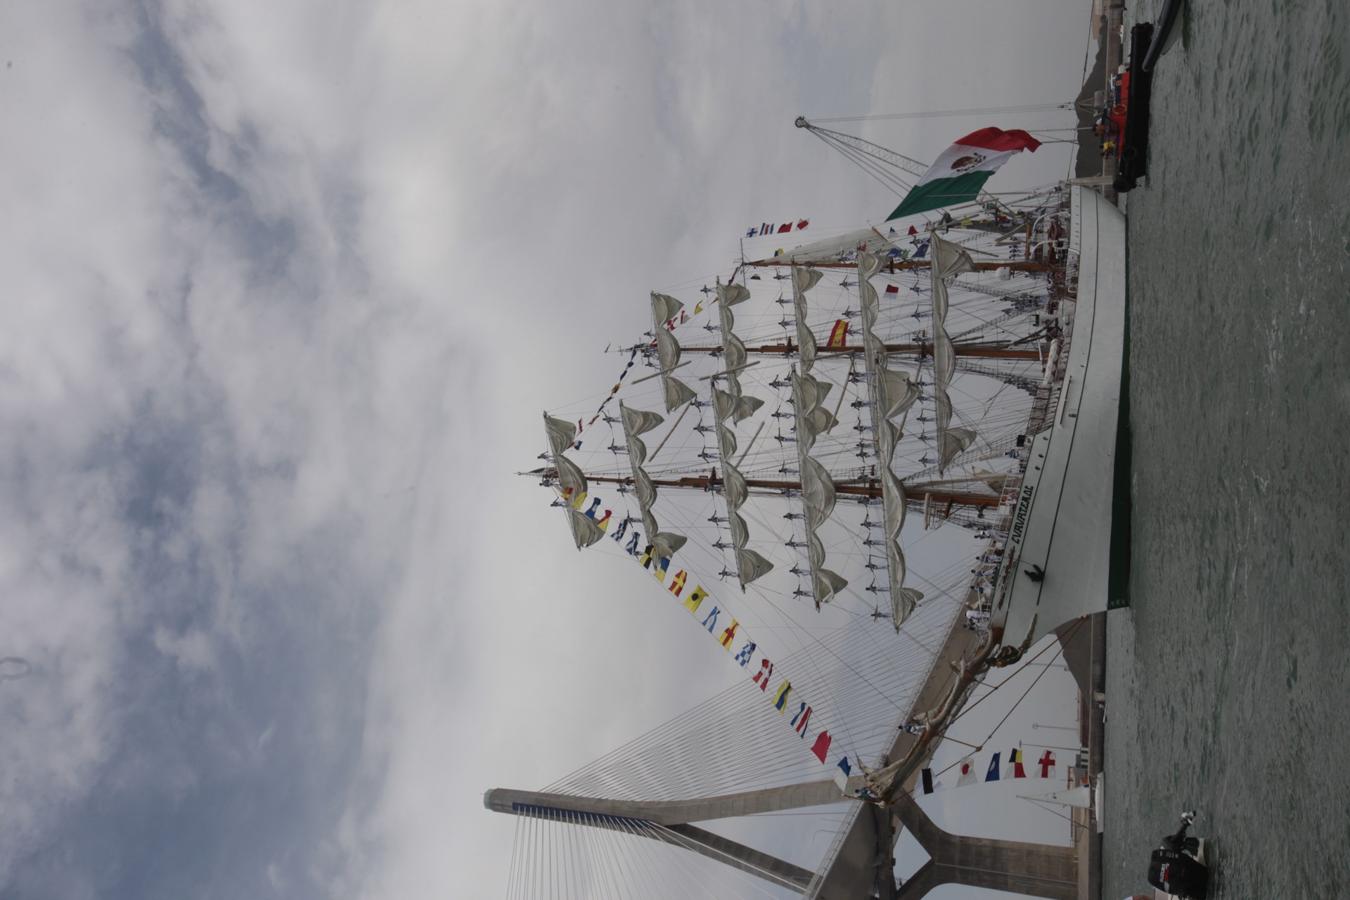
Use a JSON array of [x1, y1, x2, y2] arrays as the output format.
[[1025, 324, 1074, 436]]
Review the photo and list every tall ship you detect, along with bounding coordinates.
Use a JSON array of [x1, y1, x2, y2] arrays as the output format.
[[488, 123, 1126, 897]]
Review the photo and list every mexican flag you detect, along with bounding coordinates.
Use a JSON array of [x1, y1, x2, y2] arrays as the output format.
[[886, 127, 1041, 221]]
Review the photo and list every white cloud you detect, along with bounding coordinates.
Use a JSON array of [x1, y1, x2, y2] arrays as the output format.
[[152, 626, 217, 672], [0, 0, 1094, 895], [0, 0, 472, 889]]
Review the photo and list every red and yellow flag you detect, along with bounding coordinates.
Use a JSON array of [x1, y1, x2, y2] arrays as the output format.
[[668, 569, 687, 597], [826, 319, 848, 349]]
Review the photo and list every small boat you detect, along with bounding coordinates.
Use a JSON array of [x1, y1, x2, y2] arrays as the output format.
[[1117, 0, 1187, 191], [1142, 0, 1187, 74], [1146, 811, 1211, 899], [1115, 23, 1155, 192]]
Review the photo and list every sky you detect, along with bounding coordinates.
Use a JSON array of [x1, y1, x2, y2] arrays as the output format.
[[0, 1, 1094, 897]]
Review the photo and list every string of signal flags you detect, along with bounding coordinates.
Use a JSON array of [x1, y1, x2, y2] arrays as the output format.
[[916, 747, 1066, 796], [556, 479, 1077, 801], [553, 265, 949, 784], [552, 483, 865, 793], [747, 218, 810, 237]]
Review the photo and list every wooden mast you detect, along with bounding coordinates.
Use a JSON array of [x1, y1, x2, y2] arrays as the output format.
[[746, 258, 1050, 272], [574, 471, 1003, 510], [679, 341, 1041, 361]]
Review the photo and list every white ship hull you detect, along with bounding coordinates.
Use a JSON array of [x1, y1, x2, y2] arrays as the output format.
[[992, 185, 1127, 652]]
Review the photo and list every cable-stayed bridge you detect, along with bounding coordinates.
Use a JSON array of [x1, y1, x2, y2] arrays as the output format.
[[486, 596, 1085, 899]]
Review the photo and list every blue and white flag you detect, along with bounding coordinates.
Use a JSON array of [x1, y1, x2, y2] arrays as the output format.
[[833, 755, 852, 791]]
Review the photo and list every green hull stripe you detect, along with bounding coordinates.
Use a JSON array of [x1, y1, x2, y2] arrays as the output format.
[[1108, 240, 1133, 610]]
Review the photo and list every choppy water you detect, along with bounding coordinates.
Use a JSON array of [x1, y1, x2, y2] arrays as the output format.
[[1102, 0, 1350, 898]]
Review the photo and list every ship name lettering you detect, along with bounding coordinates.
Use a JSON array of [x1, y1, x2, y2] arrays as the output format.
[[1010, 484, 1034, 545]]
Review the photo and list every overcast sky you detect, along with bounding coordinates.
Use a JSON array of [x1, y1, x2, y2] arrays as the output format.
[[0, 1, 1093, 897]]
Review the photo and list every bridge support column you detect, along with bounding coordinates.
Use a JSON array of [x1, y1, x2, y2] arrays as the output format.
[[891, 792, 1077, 900], [485, 780, 1077, 899], [485, 786, 823, 893]]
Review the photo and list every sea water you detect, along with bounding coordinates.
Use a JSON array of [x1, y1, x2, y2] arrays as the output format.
[[1101, 0, 1350, 897]]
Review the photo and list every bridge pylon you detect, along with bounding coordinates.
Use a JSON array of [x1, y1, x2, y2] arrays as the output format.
[[486, 779, 1078, 898]]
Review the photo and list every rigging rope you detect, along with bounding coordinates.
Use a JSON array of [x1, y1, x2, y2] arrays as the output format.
[[806, 102, 1076, 124], [928, 620, 1076, 781], [810, 130, 912, 199]]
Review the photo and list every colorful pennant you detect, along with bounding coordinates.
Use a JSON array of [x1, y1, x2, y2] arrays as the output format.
[[548, 483, 855, 790], [918, 749, 1060, 798], [746, 219, 810, 238], [574, 347, 640, 447]]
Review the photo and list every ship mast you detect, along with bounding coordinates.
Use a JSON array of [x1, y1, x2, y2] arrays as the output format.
[[679, 340, 1040, 361], [540, 470, 1002, 510], [747, 258, 1049, 272], [537, 199, 1065, 628]]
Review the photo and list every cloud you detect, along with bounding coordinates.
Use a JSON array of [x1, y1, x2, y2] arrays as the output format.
[[0, 1, 470, 895], [152, 626, 217, 672], [0, 0, 1092, 896]]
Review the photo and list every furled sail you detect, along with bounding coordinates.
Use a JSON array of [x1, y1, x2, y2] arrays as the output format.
[[736, 548, 775, 585], [723, 332, 749, 373], [793, 372, 838, 449], [650, 530, 688, 561], [619, 401, 688, 562], [791, 266, 825, 374], [542, 412, 604, 550], [707, 288, 774, 590], [723, 463, 749, 509], [544, 413, 578, 457], [651, 293, 698, 412], [715, 283, 765, 423], [929, 236, 978, 471], [718, 424, 739, 460], [877, 369, 919, 421], [663, 375, 697, 411], [790, 368, 847, 607], [880, 469, 922, 622], [713, 387, 761, 426], [856, 252, 925, 628], [651, 292, 684, 325], [621, 404, 664, 443], [565, 507, 606, 550], [808, 533, 849, 604], [654, 328, 681, 372], [554, 453, 589, 502]]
